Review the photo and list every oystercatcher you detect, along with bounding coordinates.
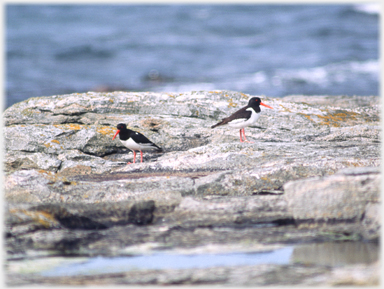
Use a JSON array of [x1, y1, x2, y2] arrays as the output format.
[[112, 123, 162, 164], [211, 97, 273, 143]]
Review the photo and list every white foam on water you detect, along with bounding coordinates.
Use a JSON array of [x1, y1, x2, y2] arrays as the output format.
[[274, 59, 379, 86], [353, 4, 381, 15], [155, 82, 217, 93], [152, 59, 379, 96]]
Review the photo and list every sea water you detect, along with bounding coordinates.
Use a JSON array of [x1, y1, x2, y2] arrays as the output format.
[[6, 4, 379, 108]]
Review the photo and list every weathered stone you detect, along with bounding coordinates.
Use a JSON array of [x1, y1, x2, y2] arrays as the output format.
[[5, 151, 62, 173], [361, 203, 381, 241], [4, 91, 380, 187], [5, 170, 53, 203], [3, 90, 380, 286], [327, 261, 379, 286], [162, 195, 291, 228], [5, 259, 379, 286], [128, 200, 156, 225], [283, 167, 380, 223]]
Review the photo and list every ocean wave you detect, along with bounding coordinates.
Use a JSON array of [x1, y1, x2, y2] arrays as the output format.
[[273, 60, 379, 86], [6, 5, 379, 107], [155, 82, 216, 93], [55, 45, 114, 60], [152, 60, 379, 97]]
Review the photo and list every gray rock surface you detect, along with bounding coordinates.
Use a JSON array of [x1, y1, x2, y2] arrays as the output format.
[[3, 90, 380, 286], [283, 167, 380, 222], [6, 263, 380, 286], [4, 91, 380, 198], [361, 202, 381, 240]]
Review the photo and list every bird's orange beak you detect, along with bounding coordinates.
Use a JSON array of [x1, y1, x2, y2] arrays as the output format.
[[260, 102, 273, 109], [112, 130, 120, 140]]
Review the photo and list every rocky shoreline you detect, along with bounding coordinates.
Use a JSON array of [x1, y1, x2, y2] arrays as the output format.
[[4, 90, 380, 286]]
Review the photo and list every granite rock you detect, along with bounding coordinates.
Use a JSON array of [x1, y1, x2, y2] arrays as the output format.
[[3, 90, 381, 286], [283, 167, 380, 222]]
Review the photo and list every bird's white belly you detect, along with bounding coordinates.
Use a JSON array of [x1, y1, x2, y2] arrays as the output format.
[[228, 108, 260, 129], [120, 138, 155, 151]]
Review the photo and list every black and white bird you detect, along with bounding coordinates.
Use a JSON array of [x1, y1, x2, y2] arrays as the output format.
[[211, 97, 273, 143], [112, 123, 162, 164]]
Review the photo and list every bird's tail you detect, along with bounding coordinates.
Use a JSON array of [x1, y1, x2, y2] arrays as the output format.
[[211, 121, 224, 129], [154, 145, 163, 153]]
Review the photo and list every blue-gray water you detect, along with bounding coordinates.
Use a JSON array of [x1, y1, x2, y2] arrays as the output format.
[[36, 241, 379, 277], [40, 247, 294, 277], [6, 4, 379, 108]]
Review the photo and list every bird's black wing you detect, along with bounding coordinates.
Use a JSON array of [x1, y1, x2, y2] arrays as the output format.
[[131, 131, 162, 151], [211, 107, 252, 128]]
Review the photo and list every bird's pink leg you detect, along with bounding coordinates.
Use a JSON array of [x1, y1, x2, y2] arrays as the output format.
[[140, 150, 143, 163], [128, 150, 136, 164], [239, 130, 244, 142], [242, 129, 254, 143]]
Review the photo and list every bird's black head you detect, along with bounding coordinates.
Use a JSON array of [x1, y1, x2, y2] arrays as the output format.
[[116, 123, 127, 130], [248, 97, 273, 110], [113, 123, 130, 140], [248, 97, 261, 106]]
